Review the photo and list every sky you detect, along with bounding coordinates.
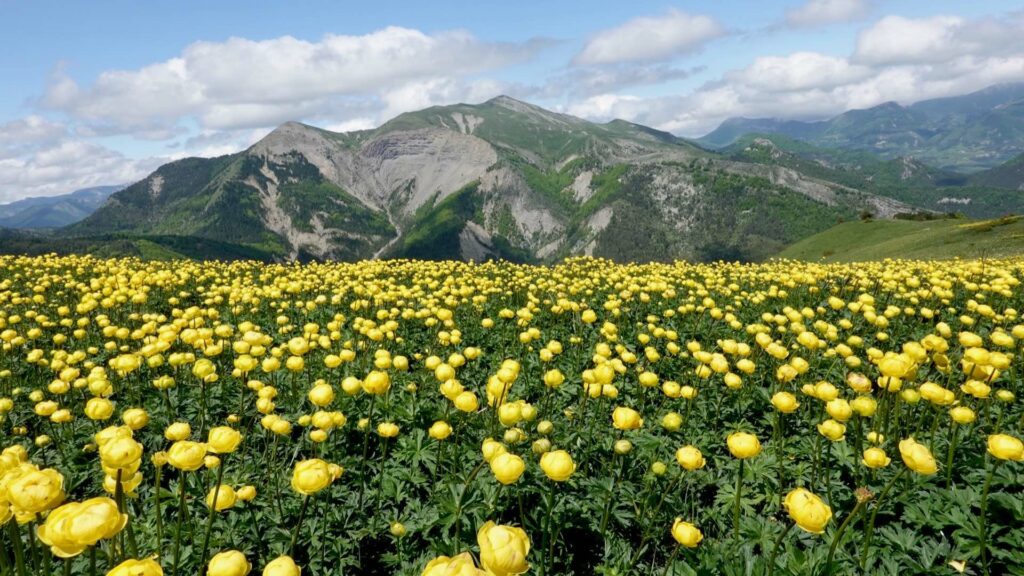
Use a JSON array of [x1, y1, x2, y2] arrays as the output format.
[[1, 0, 1023, 203]]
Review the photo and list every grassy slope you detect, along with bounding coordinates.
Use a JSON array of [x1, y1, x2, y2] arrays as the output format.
[[779, 216, 1024, 261]]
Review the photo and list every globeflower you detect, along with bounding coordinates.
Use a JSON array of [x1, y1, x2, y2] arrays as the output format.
[[477, 521, 530, 576], [262, 556, 301, 576], [611, 406, 643, 430], [987, 434, 1024, 461], [291, 459, 333, 495], [784, 488, 832, 534], [207, 427, 242, 454], [899, 438, 938, 474], [726, 432, 761, 459], [107, 558, 164, 576], [207, 550, 251, 576], [539, 450, 576, 482], [674, 446, 705, 470], [422, 552, 485, 576], [167, 441, 208, 472], [490, 453, 525, 485], [670, 518, 702, 548]]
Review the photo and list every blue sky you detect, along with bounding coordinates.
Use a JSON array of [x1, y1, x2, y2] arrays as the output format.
[[1, 0, 1023, 202]]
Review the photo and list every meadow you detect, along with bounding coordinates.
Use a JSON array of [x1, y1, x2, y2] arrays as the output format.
[[0, 254, 1022, 575]]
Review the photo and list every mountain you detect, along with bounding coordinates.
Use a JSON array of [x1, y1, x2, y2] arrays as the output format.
[[699, 83, 1024, 172], [970, 153, 1024, 191], [69, 96, 916, 263], [779, 215, 1024, 262], [722, 134, 1024, 218], [0, 185, 123, 229]]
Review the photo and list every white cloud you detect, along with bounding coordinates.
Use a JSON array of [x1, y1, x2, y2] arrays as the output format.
[[0, 136, 157, 204], [853, 14, 1023, 66], [573, 10, 724, 66], [786, 0, 870, 27], [730, 52, 871, 92], [563, 12, 1024, 137], [44, 27, 549, 134]]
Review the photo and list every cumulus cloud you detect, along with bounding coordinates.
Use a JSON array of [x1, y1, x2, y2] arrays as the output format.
[[786, 0, 871, 27], [43, 27, 550, 135], [573, 10, 724, 66], [0, 134, 158, 204], [853, 14, 1023, 66], [565, 12, 1024, 137]]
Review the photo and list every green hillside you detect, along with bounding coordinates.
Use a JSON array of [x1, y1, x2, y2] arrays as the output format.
[[778, 215, 1024, 261]]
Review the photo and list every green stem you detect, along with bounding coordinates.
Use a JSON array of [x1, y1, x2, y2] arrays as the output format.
[[599, 456, 622, 539], [826, 498, 869, 573], [543, 482, 558, 576], [198, 457, 226, 567], [767, 522, 795, 576], [944, 424, 959, 490], [153, 466, 164, 555], [6, 521, 27, 576], [733, 459, 744, 540], [289, 495, 311, 558], [860, 467, 906, 572], [661, 545, 682, 576], [172, 474, 188, 576], [979, 457, 997, 576]]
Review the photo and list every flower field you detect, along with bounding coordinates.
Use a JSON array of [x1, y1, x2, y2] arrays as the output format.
[[0, 254, 1023, 575]]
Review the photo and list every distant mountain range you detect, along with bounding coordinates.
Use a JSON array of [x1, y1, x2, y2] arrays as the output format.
[[699, 83, 1024, 173], [0, 185, 123, 229], [62, 95, 918, 263], [2, 86, 1023, 263]]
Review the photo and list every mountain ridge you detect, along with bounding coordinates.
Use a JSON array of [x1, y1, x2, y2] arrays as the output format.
[[699, 83, 1024, 172], [69, 95, 920, 263]]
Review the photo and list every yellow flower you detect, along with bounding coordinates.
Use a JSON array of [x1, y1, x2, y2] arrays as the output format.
[[862, 447, 891, 469], [84, 398, 114, 421], [207, 427, 242, 454], [987, 434, 1024, 461], [377, 422, 400, 438], [674, 446, 706, 470], [611, 406, 643, 430], [428, 421, 452, 441], [421, 552, 485, 576], [106, 558, 164, 576], [206, 485, 237, 511], [291, 459, 332, 495], [121, 408, 150, 431], [490, 453, 526, 485], [7, 467, 64, 515], [784, 488, 832, 534], [770, 391, 799, 413], [207, 550, 251, 576], [362, 371, 391, 395], [817, 419, 846, 442], [670, 518, 703, 548], [481, 438, 507, 463], [65, 497, 127, 547], [899, 438, 938, 474], [539, 450, 576, 482], [454, 391, 479, 413], [726, 432, 761, 459], [262, 556, 301, 576], [236, 486, 257, 502], [477, 521, 530, 576], [164, 422, 192, 441], [167, 441, 208, 472], [949, 406, 976, 424], [307, 384, 335, 407], [99, 437, 143, 471]]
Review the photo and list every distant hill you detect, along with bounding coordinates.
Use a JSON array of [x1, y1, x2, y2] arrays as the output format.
[[67, 96, 913, 263], [700, 83, 1024, 173], [970, 153, 1024, 191], [722, 134, 1024, 218], [0, 185, 123, 228], [778, 215, 1024, 262]]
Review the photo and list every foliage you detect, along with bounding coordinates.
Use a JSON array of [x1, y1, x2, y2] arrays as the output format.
[[0, 255, 1022, 576]]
